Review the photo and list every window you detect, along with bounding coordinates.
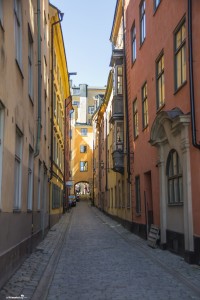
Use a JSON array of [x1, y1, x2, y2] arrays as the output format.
[[14, 0, 22, 70], [140, 0, 146, 45], [72, 101, 80, 107], [0, 0, 3, 27], [37, 161, 41, 210], [117, 66, 123, 94], [167, 150, 183, 205], [14, 128, 23, 210], [80, 145, 87, 153], [156, 53, 165, 109], [52, 183, 61, 209], [88, 106, 94, 114], [135, 176, 141, 214], [80, 161, 88, 172], [131, 22, 136, 63], [174, 19, 186, 91], [28, 26, 33, 100], [133, 99, 139, 138], [27, 147, 33, 210], [142, 82, 148, 128], [81, 128, 88, 136], [154, 0, 161, 11], [115, 121, 123, 150]]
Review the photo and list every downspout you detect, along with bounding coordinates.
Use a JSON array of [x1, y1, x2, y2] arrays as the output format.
[[34, 0, 41, 158], [188, 0, 200, 149], [50, 10, 64, 180], [122, 0, 131, 178]]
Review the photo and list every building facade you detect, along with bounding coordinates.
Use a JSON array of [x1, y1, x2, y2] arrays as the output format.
[[125, 0, 200, 263], [71, 84, 105, 196], [0, 0, 50, 287], [49, 4, 71, 226]]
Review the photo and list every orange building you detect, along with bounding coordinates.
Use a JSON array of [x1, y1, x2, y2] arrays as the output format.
[[125, 0, 200, 263]]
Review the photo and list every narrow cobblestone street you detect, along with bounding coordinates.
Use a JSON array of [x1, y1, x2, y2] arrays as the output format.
[[1, 200, 200, 300]]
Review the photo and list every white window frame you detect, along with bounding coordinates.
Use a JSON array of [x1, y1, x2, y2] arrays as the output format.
[[14, 127, 23, 210]]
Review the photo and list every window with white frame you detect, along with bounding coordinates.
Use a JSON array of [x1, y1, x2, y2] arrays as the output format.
[[156, 53, 165, 109], [80, 145, 87, 153], [28, 26, 33, 100], [117, 66, 123, 94], [142, 82, 148, 128], [14, 127, 23, 210], [174, 19, 186, 91], [80, 161, 88, 172], [132, 22, 136, 63], [81, 128, 88, 136], [88, 106, 94, 114], [167, 149, 183, 205], [14, 0, 22, 70], [116, 121, 123, 150], [140, 0, 146, 45], [27, 146, 34, 210]]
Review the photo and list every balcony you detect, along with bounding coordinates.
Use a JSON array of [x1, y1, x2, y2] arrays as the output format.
[[112, 150, 124, 174], [110, 95, 124, 123]]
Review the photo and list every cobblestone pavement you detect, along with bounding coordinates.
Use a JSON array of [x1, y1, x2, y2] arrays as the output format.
[[0, 201, 200, 300]]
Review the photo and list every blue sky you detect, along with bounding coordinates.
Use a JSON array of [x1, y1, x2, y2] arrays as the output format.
[[50, 0, 116, 87]]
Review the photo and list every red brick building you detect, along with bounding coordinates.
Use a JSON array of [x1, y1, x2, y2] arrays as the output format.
[[125, 0, 200, 263]]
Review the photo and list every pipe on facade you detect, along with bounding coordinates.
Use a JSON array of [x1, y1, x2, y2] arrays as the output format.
[[50, 10, 64, 180], [34, 0, 41, 158], [188, 0, 200, 149], [122, 0, 131, 179]]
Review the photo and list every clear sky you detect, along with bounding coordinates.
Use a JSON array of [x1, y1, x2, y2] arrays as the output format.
[[50, 0, 117, 88]]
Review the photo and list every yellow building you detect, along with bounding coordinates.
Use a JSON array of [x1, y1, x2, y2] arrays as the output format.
[[49, 4, 71, 226], [71, 85, 105, 197]]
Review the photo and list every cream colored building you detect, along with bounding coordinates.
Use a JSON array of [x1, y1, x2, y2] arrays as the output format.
[[0, 0, 50, 287], [71, 85, 105, 196]]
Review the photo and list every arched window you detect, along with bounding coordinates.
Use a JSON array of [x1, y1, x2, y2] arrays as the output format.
[[166, 150, 183, 205]]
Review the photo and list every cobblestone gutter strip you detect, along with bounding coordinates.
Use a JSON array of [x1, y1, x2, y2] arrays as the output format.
[[0, 211, 72, 300], [92, 206, 200, 297]]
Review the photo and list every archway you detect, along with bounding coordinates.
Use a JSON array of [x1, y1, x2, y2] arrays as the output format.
[[74, 181, 91, 201]]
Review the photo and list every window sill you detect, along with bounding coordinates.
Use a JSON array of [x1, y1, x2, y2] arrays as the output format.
[[168, 202, 183, 207], [15, 59, 24, 79], [174, 80, 187, 95], [13, 209, 21, 213], [142, 125, 148, 132], [27, 209, 32, 213], [136, 212, 141, 217], [156, 103, 165, 114]]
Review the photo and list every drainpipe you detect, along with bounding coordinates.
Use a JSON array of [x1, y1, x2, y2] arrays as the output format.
[[34, 0, 41, 158], [50, 10, 64, 180], [188, 0, 200, 149], [122, 0, 131, 178]]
